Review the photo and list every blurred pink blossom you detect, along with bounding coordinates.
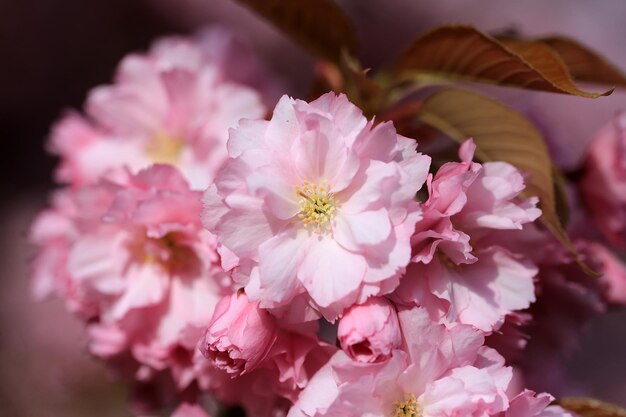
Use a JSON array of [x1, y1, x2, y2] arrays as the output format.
[[50, 28, 269, 190], [580, 113, 626, 249], [30, 164, 231, 391]]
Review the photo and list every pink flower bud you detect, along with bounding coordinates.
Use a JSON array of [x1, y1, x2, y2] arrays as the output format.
[[199, 291, 277, 376], [337, 297, 401, 363]]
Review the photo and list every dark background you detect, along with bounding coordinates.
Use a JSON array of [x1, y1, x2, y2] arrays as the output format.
[[1, 1, 625, 416]]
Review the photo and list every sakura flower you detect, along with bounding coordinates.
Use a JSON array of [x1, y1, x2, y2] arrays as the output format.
[[30, 164, 231, 390], [288, 307, 518, 417], [580, 112, 626, 249], [337, 296, 401, 363], [199, 291, 278, 376], [50, 28, 268, 190], [203, 92, 431, 320], [393, 140, 541, 331], [212, 327, 336, 417]]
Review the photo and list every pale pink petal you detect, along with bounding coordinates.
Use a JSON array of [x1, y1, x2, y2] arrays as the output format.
[[247, 164, 300, 220], [339, 160, 399, 214], [299, 236, 366, 319], [252, 230, 309, 307], [336, 208, 392, 246], [308, 92, 367, 146]]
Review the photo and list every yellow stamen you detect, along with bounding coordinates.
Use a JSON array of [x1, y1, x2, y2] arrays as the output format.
[[146, 132, 184, 164], [393, 394, 421, 417], [295, 180, 337, 234]]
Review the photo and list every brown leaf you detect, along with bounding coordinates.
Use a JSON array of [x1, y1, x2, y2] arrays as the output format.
[[559, 397, 626, 417], [536, 37, 626, 87], [552, 165, 570, 227], [394, 25, 612, 98], [418, 88, 596, 275], [234, 0, 357, 63]]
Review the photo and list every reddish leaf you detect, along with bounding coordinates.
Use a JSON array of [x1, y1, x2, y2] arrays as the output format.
[[540, 37, 626, 86], [395, 25, 612, 98], [497, 36, 626, 87]]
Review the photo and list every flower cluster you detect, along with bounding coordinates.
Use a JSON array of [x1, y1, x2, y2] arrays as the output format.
[[30, 27, 626, 417]]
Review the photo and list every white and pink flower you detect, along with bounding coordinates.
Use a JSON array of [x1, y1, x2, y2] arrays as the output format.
[[203, 92, 431, 320], [287, 307, 551, 417]]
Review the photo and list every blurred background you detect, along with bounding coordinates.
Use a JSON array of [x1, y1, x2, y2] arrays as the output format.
[[1, 1, 625, 415]]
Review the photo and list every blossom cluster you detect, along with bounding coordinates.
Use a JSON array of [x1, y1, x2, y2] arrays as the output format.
[[30, 28, 626, 417]]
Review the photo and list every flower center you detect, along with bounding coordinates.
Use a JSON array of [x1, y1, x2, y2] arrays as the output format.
[[130, 232, 200, 276], [393, 394, 421, 417], [296, 180, 337, 233], [146, 132, 184, 164]]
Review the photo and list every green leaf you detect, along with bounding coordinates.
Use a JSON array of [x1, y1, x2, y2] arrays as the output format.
[[418, 87, 596, 275], [559, 397, 626, 417], [233, 0, 357, 63], [394, 25, 612, 98]]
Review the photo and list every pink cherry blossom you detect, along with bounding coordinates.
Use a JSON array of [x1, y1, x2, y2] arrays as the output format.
[[49, 28, 268, 190], [580, 112, 626, 249], [288, 307, 519, 417], [392, 140, 541, 331], [337, 296, 401, 363], [212, 326, 336, 417], [200, 291, 278, 376], [30, 164, 231, 390], [203, 92, 431, 320]]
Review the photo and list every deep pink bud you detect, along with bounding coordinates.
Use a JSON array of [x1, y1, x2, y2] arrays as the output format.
[[199, 291, 277, 376], [337, 297, 401, 363]]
